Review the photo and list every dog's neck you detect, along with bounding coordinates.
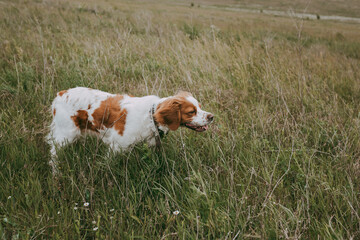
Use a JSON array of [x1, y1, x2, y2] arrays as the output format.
[[149, 103, 168, 147]]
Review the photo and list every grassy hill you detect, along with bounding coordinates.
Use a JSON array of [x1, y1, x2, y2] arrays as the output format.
[[1, 0, 359, 238]]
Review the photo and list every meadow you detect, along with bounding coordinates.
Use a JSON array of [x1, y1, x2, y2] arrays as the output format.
[[182, 0, 360, 18], [1, 0, 360, 239]]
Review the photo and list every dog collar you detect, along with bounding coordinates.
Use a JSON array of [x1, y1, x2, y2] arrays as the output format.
[[149, 104, 166, 147]]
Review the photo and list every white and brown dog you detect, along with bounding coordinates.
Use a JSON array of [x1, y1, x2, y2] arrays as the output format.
[[47, 87, 214, 173]]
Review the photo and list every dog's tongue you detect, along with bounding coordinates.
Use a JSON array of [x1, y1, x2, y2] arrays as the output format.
[[185, 123, 209, 132], [195, 125, 208, 132]]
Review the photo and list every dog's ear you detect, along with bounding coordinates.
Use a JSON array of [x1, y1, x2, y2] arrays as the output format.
[[154, 98, 181, 131]]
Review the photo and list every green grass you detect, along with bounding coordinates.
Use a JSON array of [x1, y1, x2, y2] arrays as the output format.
[[1, 0, 360, 239]]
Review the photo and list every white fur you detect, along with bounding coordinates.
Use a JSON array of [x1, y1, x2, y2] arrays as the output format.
[[186, 96, 212, 126]]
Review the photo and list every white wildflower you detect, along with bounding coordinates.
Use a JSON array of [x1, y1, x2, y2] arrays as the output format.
[[110, 208, 115, 212], [93, 227, 98, 231], [92, 220, 96, 225], [173, 210, 180, 216], [7, 196, 11, 199], [84, 202, 89, 207], [74, 206, 78, 210], [57, 211, 61, 215]]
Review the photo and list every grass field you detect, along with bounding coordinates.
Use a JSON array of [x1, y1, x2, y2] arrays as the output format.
[[1, 0, 360, 239], [180, 0, 360, 18]]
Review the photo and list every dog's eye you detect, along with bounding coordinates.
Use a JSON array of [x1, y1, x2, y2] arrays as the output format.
[[188, 110, 196, 114]]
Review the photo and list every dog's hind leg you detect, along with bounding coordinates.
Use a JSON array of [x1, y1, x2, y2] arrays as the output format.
[[47, 120, 79, 176]]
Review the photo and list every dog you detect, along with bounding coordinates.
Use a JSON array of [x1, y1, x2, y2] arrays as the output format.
[[47, 87, 214, 174]]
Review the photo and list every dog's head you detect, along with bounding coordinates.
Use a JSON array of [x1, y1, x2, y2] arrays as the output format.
[[154, 91, 214, 131]]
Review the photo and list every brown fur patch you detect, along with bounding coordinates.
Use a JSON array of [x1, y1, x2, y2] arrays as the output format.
[[71, 110, 98, 132], [154, 93, 196, 131], [91, 95, 127, 135], [180, 101, 197, 123], [58, 90, 67, 96], [88, 104, 91, 109], [154, 98, 181, 131], [53, 108, 56, 116]]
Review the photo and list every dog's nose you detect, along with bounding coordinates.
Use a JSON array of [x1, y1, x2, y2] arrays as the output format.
[[207, 114, 214, 122]]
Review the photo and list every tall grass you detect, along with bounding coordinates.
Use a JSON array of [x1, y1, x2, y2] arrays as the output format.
[[0, 0, 359, 239]]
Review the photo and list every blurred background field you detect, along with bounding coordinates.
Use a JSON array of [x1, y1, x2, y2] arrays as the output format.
[[180, 0, 360, 18], [0, 0, 360, 239]]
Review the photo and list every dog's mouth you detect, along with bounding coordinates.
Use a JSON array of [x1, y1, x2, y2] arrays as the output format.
[[184, 123, 209, 132]]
